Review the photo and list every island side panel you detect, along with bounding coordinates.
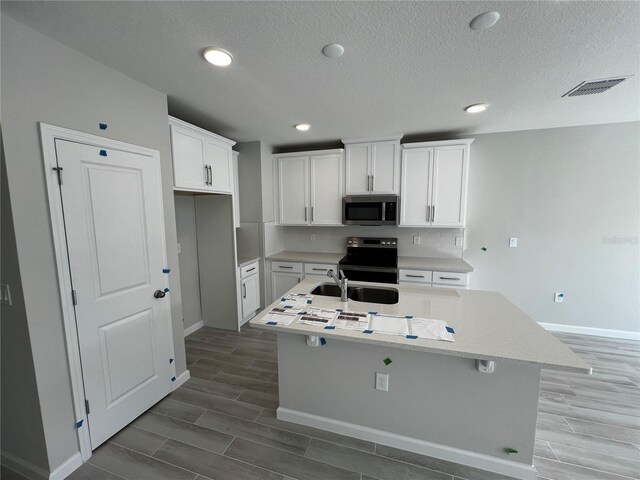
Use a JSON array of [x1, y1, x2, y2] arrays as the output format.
[[276, 332, 540, 465]]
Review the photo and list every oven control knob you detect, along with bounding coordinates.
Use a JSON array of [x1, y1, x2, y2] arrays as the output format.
[[392, 241, 396, 245], [382, 241, 387, 245]]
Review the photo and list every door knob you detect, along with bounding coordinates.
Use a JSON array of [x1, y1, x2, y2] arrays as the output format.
[[154, 290, 166, 299]]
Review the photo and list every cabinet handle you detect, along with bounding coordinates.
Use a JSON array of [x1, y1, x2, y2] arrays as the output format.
[[279, 266, 293, 269], [208, 165, 213, 185], [432, 205, 435, 222], [439, 276, 460, 281], [305, 206, 308, 222], [204, 165, 208, 185], [371, 174, 374, 191], [406, 274, 425, 278], [426, 205, 430, 222], [312, 206, 314, 222], [243, 283, 247, 298], [312, 268, 327, 271], [246, 267, 256, 273]]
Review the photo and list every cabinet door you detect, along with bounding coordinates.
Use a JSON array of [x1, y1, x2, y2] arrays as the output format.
[[170, 124, 207, 191], [431, 145, 467, 227], [310, 154, 344, 225], [371, 141, 400, 194], [206, 138, 233, 193], [345, 143, 371, 195], [241, 274, 260, 318], [232, 151, 240, 227], [271, 272, 303, 301], [278, 156, 309, 225], [400, 147, 432, 226]]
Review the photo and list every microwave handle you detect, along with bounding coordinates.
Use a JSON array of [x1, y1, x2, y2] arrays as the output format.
[[381, 201, 386, 221]]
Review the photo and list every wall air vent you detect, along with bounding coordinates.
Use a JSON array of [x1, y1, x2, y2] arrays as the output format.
[[562, 77, 629, 97]]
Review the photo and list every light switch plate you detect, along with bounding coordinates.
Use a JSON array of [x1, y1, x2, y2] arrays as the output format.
[[0, 284, 12, 306], [455, 237, 463, 247], [375, 372, 389, 391], [413, 235, 420, 245], [509, 237, 518, 248]]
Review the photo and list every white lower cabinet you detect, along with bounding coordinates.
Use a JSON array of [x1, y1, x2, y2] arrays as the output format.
[[399, 269, 469, 288], [270, 261, 337, 300], [271, 271, 303, 300], [240, 261, 260, 321]]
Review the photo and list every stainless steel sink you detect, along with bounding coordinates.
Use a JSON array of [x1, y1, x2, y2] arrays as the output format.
[[310, 283, 399, 305]]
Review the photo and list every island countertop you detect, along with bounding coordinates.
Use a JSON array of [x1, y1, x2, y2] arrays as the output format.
[[250, 278, 591, 374]]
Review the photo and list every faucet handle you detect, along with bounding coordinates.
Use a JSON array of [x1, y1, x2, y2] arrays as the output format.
[[339, 269, 346, 280], [326, 269, 334, 278]]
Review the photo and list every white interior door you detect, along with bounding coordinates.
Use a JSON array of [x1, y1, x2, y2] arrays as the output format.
[[54, 139, 174, 449], [400, 148, 432, 226], [310, 154, 344, 225], [431, 145, 467, 226]]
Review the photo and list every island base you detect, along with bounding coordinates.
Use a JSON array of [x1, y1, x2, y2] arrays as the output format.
[[276, 332, 540, 480]]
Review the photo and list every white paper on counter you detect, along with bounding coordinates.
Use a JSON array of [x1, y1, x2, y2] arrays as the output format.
[[369, 314, 410, 336], [255, 307, 304, 326], [333, 310, 371, 330], [298, 308, 338, 326], [280, 293, 313, 307], [409, 317, 455, 342]]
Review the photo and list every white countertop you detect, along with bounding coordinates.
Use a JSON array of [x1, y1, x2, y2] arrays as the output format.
[[250, 278, 591, 374], [237, 256, 260, 268], [398, 256, 474, 273], [266, 251, 474, 273], [266, 251, 344, 264]]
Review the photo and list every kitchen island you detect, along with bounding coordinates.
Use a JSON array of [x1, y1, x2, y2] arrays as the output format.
[[250, 279, 591, 480]]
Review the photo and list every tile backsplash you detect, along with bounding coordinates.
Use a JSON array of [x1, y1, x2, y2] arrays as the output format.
[[282, 226, 464, 258]]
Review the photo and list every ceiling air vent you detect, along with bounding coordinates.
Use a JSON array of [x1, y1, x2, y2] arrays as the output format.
[[562, 77, 629, 97]]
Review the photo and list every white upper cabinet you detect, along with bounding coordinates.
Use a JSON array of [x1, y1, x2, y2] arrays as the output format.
[[278, 156, 309, 225], [344, 137, 401, 195], [276, 149, 344, 226], [400, 139, 473, 227], [169, 116, 236, 194], [232, 151, 240, 228]]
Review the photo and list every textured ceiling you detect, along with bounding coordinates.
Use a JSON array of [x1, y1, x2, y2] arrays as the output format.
[[3, 1, 639, 148]]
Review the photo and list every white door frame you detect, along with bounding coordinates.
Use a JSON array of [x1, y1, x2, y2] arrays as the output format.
[[39, 123, 175, 462]]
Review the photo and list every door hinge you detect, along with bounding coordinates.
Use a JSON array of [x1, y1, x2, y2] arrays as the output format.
[[85, 399, 90, 414], [53, 166, 64, 185], [72, 290, 78, 306]]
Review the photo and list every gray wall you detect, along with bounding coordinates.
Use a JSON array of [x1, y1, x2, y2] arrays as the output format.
[[1, 15, 187, 471], [174, 196, 202, 331], [1, 136, 50, 472], [465, 122, 639, 333]]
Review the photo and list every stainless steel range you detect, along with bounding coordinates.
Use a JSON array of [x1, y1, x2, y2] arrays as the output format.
[[338, 237, 398, 284]]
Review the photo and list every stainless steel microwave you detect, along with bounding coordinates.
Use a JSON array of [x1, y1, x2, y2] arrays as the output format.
[[342, 195, 399, 226]]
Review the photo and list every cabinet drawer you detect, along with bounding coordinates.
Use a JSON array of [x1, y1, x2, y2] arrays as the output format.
[[271, 261, 303, 273], [240, 261, 259, 279], [432, 271, 468, 286], [399, 269, 433, 283], [304, 263, 337, 276]]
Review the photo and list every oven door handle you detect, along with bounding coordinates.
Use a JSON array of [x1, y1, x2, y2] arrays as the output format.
[[339, 264, 398, 274]]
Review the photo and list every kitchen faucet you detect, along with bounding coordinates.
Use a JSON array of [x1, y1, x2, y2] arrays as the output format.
[[327, 269, 348, 302]]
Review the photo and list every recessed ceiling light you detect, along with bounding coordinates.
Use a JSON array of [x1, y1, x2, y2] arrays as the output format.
[[295, 123, 311, 131], [464, 103, 488, 113], [469, 11, 500, 31], [203, 47, 233, 67], [322, 43, 344, 58]]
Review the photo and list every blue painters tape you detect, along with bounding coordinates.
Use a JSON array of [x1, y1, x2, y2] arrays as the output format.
[[363, 330, 374, 334], [296, 311, 305, 315], [404, 315, 414, 319], [406, 335, 418, 339], [335, 308, 343, 312], [320, 337, 327, 345], [169, 358, 174, 364], [283, 305, 293, 309], [446, 326, 455, 334], [99, 123, 108, 130], [99, 149, 107, 156], [280, 297, 286, 301], [368, 311, 378, 315], [171, 376, 176, 382], [76, 419, 84, 429], [324, 325, 336, 330], [163, 268, 171, 273], [306, 299, 312, 304], [266, 321, 278, 325], [164, 288, 170, 293]]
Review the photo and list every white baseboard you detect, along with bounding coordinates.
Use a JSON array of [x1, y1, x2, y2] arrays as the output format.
[[1, 449, 48, 480], [49, 452, 82, 480], [539, 322, 640, 340], [174, 369, 190, 389], [183, 320, 203, 337], [277, 408, 537, 480]]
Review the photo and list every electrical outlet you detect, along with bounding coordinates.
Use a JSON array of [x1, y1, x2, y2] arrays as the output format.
[[509, 237, 518, 248], [413, 235, 420, 245], [310, 234, 316, 242], [455, 236, 463, 247], [554, 292, 564, 303], [375, 372, 389, 391]]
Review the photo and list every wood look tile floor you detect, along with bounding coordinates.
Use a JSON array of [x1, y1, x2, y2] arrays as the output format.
[[6, 328, 638, 480]]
